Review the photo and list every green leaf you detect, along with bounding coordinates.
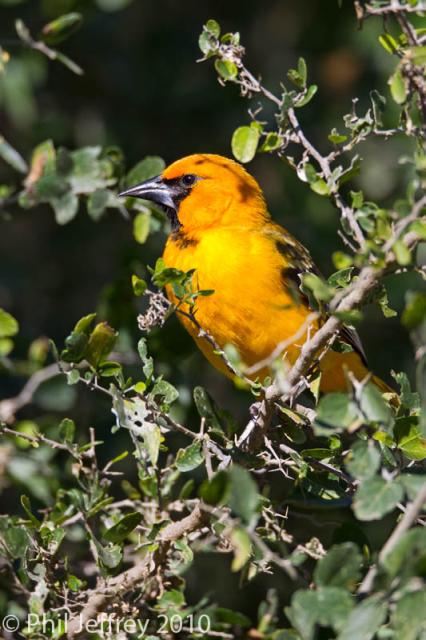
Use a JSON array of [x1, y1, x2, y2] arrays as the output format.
[[199, 470, 230, 505], [193, 386, 223, 431], [0, 338, 14, 356], [204, 19, 220, 38], [395, 417, 426, 460], [228, 465, 259, 524], [302, 273, 334, 303], [176, 441, 204, 472], [400, 474, 426, 501], [98, 361, 122, 377], [314, 543, 362, 589], [199, 19, 221, 56], [3, 525, 31, 559], [132, 274, 147, 297], [381, 528, 426, 580], [214, 59, 238, 81], [391, 371, 420, 410], [97, 542, 122, 569], [379, 33, 398, 54], [337, 597, 387, 640], [231, 125, 260, 163], [328, 128, 347, 144], [151, 379, 179, 404], [310, 178, 330, 196], [393, 239, 411, 265], [353, 476, 403, 521], [138, 338, 154, 379], [140, 423, 162, 466], [287, 58, 307, 89], [59, 418, 75, 444], [52, 191, 79, 225], [20, 495, 40, 527], [87, 188, 109, 221], [126, 156, 165, 188], [345, 439, 380, 480], [376, 285, 397, 318], [391, 591, 426, 640], [85, 322, 118, 368], [230, 527, 252, 571], [389, 69, 407, 104], [402, 292, 426, 330], [314, 393, 358, 434], [259, 131, 283, 153], [0, 135, 28, 173], [287, 587, 354, 639], [74, 313, 97, 334], [0, 308, 19, 338], [67, 574, 85, 592], [133, 211, 151, 244], [295, 84, 318, 107], [360, 383, 394, 428], [103, 512, 142, 543], [41, 12, 82, 45]]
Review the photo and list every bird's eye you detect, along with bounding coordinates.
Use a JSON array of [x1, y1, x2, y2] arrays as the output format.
[[182, 174, 197, 187]]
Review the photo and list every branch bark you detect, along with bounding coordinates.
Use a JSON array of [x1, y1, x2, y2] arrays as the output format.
[[358, 482, 426, 595], [66, 502, 207, 639]]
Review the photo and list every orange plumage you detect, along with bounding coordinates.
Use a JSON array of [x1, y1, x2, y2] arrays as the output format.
[[122, 153, 392, 395]]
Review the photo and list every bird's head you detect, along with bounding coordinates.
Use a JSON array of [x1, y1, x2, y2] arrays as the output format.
[[119, 154, 269, 233]]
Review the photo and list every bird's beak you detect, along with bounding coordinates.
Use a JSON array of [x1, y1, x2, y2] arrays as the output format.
[[118, 175, 176, 211]]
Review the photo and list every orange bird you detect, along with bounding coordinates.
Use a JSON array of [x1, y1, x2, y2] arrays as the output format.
[[121, 154, 391, 395]]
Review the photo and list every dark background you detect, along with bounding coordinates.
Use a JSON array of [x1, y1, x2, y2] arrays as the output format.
[[0, 0, 421, 618]]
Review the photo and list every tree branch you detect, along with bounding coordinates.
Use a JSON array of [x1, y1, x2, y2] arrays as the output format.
[[66, 502, 207, 639], [358, 482, 426, 595]]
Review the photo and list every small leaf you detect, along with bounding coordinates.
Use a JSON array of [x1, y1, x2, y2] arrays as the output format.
[[389, 69, 407, 104], [176, 441, 204, 472], [393, 239, 411, 265], [87, 188, 109, 221], [85, 322, 118, 368], [391, 591, 426, 640], [315, 393, 358, 434], [328, 129, 347, 144], [228, 466, 259, 524], [402, 292, 426, 330], [314, 542, 362, 589], [199, 470, 230, 505], [395, 417, 426, 460], [345, 439, 380, 480], [41, 12, 82, 45], [337, 597, 387, 640], [59, 418, 75, 443], [360, 383, 394, 428], [0, 308, 19, 338], [231, 125, 260, 163], [133, 211, 151, 244], [295, 84, 318, 107], [125, 156, 165, 188], [353, 476, 403, 521], [52, 191, 79, 225], [132, 274, 147, 296], [230, 527, 252, 571], [214, 59, 238, 81], [287, 587, 354, 638], [103, 512, 142, 543]]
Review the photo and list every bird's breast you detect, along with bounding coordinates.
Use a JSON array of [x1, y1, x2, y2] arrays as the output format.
[[162, 226, 316, 378]]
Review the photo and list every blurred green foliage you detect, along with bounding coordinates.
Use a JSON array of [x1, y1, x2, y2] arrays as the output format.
[[0, 1, 426, 638]]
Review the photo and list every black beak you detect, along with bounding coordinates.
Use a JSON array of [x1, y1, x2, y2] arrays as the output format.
[[119, 175, 177, 212]]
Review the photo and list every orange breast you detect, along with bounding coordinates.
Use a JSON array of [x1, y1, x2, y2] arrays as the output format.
[[163, 225, 318, 380]]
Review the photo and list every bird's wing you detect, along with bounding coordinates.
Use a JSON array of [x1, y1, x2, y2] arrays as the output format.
[[265, 224, 368, 366]]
